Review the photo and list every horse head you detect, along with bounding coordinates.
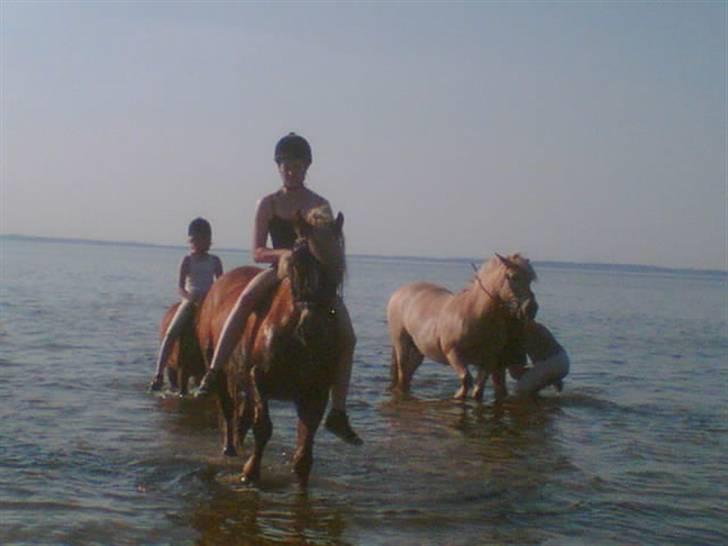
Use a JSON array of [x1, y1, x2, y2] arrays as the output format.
[[287, 206, 345, 307], [478, 253, 538, 320], [279, 206, 346, 340]]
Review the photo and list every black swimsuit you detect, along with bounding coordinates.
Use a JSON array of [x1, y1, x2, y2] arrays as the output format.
[[268, 192, 298, 250], [268, 215, 297, 250]]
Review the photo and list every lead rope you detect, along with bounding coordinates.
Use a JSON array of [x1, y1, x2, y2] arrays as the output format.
[[470, 262, 502, 305]]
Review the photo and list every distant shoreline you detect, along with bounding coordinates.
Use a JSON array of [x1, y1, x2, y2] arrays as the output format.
[[1, 233, 725, 278]]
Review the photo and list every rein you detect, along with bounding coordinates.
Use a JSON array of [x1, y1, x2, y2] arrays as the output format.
[[290, 238, 338, 311], [470, 262, 502, 304]]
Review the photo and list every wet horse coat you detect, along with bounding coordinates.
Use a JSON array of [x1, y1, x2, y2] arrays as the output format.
[[387, 254, 538, 401]]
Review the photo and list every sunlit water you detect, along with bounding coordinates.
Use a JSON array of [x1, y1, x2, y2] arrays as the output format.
[[1, 239, 726, 545]]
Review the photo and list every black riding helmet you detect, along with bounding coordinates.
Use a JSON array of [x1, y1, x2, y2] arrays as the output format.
[[188, 217, 211, 238], [274, 133, 312, 164]]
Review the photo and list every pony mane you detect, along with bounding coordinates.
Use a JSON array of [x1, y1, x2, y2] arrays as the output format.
[[303, 205, 347, 294], [506, 253, 537, 282], [305, 204, 335, 226], [478, 253, 537, 282]]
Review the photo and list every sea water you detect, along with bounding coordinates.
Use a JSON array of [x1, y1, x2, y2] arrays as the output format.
[[1, 238, 726, 545]]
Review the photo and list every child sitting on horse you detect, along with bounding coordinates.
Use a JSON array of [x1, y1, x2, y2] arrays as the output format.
[[149, 217, 223, 392], [504, 319, 570, 397]]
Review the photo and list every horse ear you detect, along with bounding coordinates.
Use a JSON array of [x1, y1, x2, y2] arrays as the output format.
[[335, 212, 344, 233], [294, 210, 311, 236], [496, 253, 513, 269]]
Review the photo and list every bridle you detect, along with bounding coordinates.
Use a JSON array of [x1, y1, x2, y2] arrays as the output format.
[[290, 238, 339, 312], [470, 262, 528, 317]]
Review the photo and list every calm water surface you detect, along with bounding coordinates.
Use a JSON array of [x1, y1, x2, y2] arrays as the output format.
[[1, 239, 726, 545]]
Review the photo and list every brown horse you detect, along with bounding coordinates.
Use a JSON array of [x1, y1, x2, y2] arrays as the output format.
[[158, 302, 206, 395], [387, 253, 538, 401], [195, 208, 346, 486]]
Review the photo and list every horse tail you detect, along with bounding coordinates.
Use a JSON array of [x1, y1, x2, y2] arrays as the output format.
[[390, 346, 399, 390]]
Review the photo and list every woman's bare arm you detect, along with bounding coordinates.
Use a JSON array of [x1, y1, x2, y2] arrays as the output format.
[[251, 196, 289, 264]]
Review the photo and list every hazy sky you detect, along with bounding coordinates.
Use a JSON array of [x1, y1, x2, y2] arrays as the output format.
[[2, 1, 726, 270]]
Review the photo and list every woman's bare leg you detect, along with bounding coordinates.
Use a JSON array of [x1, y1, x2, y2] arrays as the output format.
[[196, 268, 278, 396], [324, 299, 362, 445]]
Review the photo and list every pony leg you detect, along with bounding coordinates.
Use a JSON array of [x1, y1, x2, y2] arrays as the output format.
[[217, 373, 238, 457], [491, 367, 508, 401], [242, 370, 272, 483], [389, 335, 408, 392], [178, 328, 197, 396], [389, 339, 412, 393], [391, 334, 423, 393], [472, 368, 489, 402], [237, 384, 254, 448], [400, 341, 424, 393], [178, 366, 189, 396], [293, 393, 328, 487], [445, 351, 473, 400], [166, 367, 179, 391], [387, 300, 416, 393]]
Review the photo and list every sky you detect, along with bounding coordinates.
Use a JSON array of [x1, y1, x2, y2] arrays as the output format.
[[1, 1, 726, 270]]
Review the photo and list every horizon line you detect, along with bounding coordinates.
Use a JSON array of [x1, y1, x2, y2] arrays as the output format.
[[1, 232, 725, 277]]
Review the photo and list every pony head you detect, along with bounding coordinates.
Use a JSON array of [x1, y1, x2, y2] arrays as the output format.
[[281, 205, 346, 310], [478, 253, 538, 320]]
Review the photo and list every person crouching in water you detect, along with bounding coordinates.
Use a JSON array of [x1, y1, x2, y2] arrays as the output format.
[[504, 319, 570, 397], [195, 132, 362, 446], [149, 218, 223, 392]]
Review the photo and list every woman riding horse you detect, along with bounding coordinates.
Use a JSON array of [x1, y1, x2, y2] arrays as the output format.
[[196, 133, 362, 446], [196, 207, 349, 485]]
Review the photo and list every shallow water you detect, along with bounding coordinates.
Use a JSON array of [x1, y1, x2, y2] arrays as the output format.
[[1, 239, 726, 545]]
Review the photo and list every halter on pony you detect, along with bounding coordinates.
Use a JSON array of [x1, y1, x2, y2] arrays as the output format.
[[284, 206, 346, 312], [471, 254, 538, 320]]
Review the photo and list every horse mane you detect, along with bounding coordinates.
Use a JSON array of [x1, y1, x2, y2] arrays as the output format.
[[305, 204, 334, 226], [304, 205, 347, 294], [478, 253, 537, 283], [506, 253, 537, 282]]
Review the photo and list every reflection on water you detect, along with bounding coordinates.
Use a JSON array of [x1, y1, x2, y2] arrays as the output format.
[[141, 390, 575, 546], [1, 241, 726, 545], [187, 479, 351, 546]]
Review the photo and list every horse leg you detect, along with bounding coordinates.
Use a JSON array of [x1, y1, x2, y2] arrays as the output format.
[[292, 393, 328, 487], [217, 373, 238, 457], [237, 383, 254, 448], [491, 367, 508, 401], [388, 304, 415, 392], [391, 333, 423, 393], [445, 351, 473, 400], [472, 367, 489, 402], [167, 367, 178, 391], [242, 370, 272, 483], [179, 366, 190, 396], [388, 327, 407, 392], [400, 339, 424, 393]]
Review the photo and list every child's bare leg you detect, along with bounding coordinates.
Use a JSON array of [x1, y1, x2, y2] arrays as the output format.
[[196, 268, 278, 396], [149, 300, 194, 391], [324, 299, 362, 445]]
